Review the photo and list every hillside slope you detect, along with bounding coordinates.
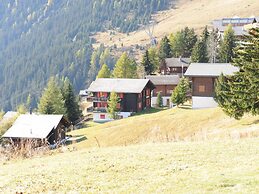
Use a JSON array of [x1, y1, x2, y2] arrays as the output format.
[[93, 0, 259, 48], [70, 108, 259, 149], [0, 139, 258, 193]]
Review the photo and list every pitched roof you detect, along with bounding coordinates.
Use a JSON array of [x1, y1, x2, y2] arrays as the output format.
[[2, 115, 66, 139], [145, 75, 180, 85], [165, 58, 191, 67], [184, 63, 239, 77], [88, 78, 154, 93]]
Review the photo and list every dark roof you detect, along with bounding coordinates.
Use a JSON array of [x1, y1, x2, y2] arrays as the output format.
[[2, 115, 69, 139], [165, 58, 191, 68], [184, 63, 239, 77], [88, 78, 155, 93], [145, 75, 180, 85]]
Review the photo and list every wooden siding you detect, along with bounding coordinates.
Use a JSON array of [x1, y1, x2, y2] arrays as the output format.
[[153, 85, 177, 97], [192, 77, 215, 97]]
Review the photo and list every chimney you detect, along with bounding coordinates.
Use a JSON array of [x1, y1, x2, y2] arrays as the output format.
[[29, 107, 32, 115]]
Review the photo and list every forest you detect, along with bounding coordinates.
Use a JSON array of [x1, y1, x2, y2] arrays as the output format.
[[0, 0, 171, 111]]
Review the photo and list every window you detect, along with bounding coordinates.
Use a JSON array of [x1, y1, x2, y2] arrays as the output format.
[[100, 114, 105, 119], [198, 85, 205, 92]]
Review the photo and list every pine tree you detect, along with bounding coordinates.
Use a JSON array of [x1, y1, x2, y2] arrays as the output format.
[[215, 28, 259, 119], [148, 47, 159, 72], [113, 52, 137, 78], [107, 91, 119, 119], [141, 50, 153, 75], [158, 36, 171, 60], [17, 104, 27, 114], [171, 77, 190, 106], [191, 26, 209, 63], [62, 78, 81, 123], [170, 27, 197, 57], [219, 24, 236, 63], [97, 64, 111, 78], [156, 92, 163, 107], [38, 77, 66, 115]]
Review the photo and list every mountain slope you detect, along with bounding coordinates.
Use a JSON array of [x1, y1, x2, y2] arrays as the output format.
[[93, 0, 259, 48], [0, 0, 171, 110]]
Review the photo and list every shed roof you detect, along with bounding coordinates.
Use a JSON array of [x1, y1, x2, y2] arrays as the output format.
[[2, 115, 67, 139], [165, 58, 191, 67], [88, 78, 154, 93], [184, 63, 239, 77], [145, 75, 180, 85]]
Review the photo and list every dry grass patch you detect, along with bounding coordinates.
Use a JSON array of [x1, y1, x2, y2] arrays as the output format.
[[0, 139, 258, 193], [69, 108, 259, 149]]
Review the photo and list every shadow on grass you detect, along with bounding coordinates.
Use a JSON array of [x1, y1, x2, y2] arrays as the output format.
[[66, 135, 87, 145], [133, 107, 167, 116], [242, 119, 259, 126]]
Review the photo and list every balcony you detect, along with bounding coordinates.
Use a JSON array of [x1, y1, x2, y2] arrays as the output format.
[[90, 97, 108, 102], [93, 107, 107, 113]]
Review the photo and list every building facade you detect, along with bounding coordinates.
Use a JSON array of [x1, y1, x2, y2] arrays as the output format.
[[184, 63, 239, 109], [160, 57, 190, 76], [146, 75, 180, 107], [87, 78, 155, 122]]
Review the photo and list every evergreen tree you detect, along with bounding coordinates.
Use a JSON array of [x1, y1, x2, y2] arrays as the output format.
[[107, 91, 119, 119], [191, 26, 209, 63], [171, 77, 190, 106], [16, 104, 27, 114], [113, 52, 137, 78], [38, 77, 66, 115], [148, 47, 159, 72], [62, 78, 81, 123], [156, 92, 163, 107], [191, 39, 209, 62], [170, 27, 197, 57], [97, 64, 111, 78], [215, 28, 259, 119], [141, 50, 154, 75], [158, 36, 171, 60], [219, 24, 236, 63]]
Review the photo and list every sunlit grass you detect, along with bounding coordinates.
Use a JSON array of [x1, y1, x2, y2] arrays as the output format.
[[0, 138, 258, 193], [69, 107, 259, 149]]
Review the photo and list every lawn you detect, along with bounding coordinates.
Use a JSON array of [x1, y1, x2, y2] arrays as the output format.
[[69, 107, 259, 149], [0, 138, 258, 193]]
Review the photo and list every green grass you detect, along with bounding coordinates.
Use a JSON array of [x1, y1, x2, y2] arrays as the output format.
[[0, 138, 258, 193], [69, 107, 259, 149]]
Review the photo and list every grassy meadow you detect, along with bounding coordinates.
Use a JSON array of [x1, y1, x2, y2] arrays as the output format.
[[0, 138, 258, 193], [0, 107, 258, 193], [69, 107, 259, 149]]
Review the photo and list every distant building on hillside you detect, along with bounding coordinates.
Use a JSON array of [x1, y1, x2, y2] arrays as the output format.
[[160, 57, 191, 76], [212, 17, 258, 38], [146, 75, 180, 107], [184, 63, 239, 109], [2, 115, 70, 145], [87, 78, 155, 122]]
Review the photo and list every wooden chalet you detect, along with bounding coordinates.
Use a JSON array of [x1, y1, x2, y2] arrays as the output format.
[[146, 75, 180, 107], [160, 57, 191, 76], [2, 114, 70, 145], [87, 78, 155, 122], [184, 63, 239, 109]]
